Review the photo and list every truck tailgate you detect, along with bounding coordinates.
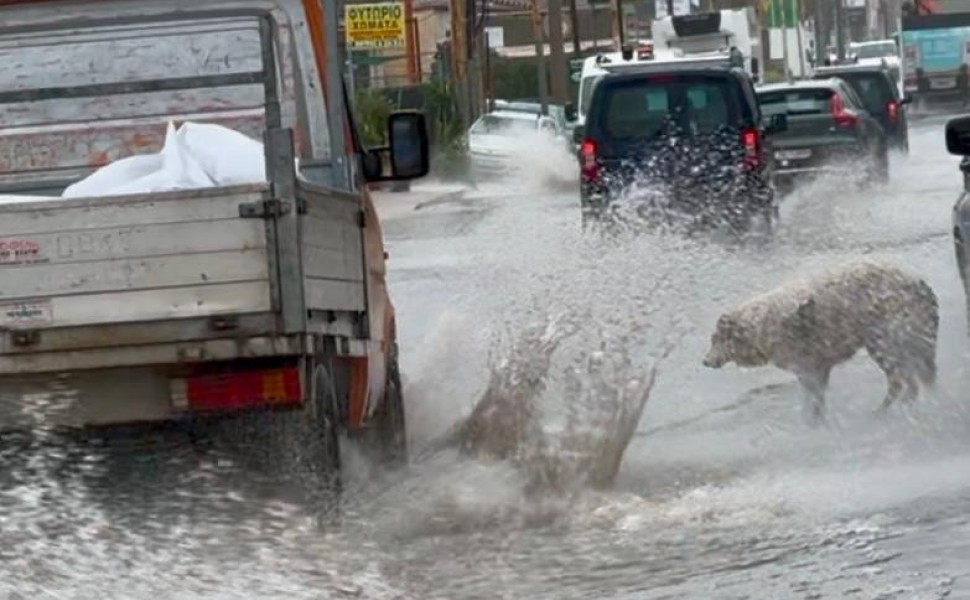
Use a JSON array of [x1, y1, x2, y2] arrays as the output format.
[[0, 184, 274, 352]]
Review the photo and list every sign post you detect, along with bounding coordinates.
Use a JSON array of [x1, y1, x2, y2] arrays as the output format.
[[344, 2, 408, 50], [343, 1, 408, 94]]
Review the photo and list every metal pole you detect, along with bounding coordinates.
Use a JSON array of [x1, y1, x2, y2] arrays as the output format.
[[530, 0, 550, 114], [548, 0, 570, 104], [795, 0, 805, 76], [324, 0, 351, 189], [813, 0, 823, 66], [781, 0, 791, 80], [835, 0, 845, 60]]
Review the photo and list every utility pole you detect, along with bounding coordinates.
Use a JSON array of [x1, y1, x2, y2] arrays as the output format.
[[530, 0, 550, 114], [781, 0, 791, 80], [611, 0, 625, 48], [567, 0, 582, 56], [404, 0, 418, 83], [548, 0, 570, 104], [449, 0, 471, 128]]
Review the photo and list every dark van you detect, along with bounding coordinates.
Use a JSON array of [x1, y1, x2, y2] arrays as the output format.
[[575, 61, 785, 236]]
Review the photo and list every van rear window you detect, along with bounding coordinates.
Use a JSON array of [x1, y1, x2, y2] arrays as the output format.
[[758, 89, 833, 116], [595, 75, 739, 139], [826, 72, 896, 111]]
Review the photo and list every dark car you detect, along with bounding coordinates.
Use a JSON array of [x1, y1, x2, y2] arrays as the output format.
[[757, 79, 890, 196], [574, 59, 786, 236], [946, 114, 970, 329], [812, 62, 911, 153]]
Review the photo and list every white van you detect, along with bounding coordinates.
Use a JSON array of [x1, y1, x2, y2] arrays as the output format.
[[573, 42, 681, 130]]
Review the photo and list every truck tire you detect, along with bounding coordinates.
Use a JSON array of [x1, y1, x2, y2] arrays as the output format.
[[371, 341, 408, 469], [309, 361, 342, 494]]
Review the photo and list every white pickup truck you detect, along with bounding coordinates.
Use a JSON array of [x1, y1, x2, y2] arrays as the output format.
[[0, 0, 429, 487]]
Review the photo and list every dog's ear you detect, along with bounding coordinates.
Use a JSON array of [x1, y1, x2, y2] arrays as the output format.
[[716, 313, 739, 336]]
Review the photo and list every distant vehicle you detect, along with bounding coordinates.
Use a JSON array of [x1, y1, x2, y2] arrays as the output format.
[[492, 99, 571, 141], [467, 109, 567, 178], [848, 40, 899, 61], [812, 62, 912, 152], [651, 9, 763, 81], [901, 12, 970, 105], [757, 79, 889, 197], [574, 46, 785, 236], [945, 113, 970, 329], [846, 40, 906, 97]]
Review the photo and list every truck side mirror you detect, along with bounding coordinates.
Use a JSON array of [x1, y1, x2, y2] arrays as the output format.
[[361, 110, 430, 182], [564, 101, 577, 122], [946, 114, 970, 156]]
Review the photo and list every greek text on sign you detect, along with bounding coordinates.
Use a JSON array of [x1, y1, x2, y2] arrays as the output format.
[[0, 238, 47, 266], [0, 299, 53, 327], [344, 2, 406, 49]]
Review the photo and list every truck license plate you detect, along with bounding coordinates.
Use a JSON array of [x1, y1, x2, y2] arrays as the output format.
[[931, 77, 955, 90], [776, 149, 812, 160]]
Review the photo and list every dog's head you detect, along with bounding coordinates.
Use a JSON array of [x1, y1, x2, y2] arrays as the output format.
[[703, 312, 763, 368]]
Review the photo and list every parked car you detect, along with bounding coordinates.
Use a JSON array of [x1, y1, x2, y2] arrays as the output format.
[[467, 107, 571, 179], [757, 79, 890, 197], [945, 114, 970, 329], [812, 61, 911, 153], [574, 50, 785, 236]]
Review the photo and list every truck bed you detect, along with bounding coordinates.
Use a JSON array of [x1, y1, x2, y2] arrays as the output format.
[[0, 184, 276, 370], [0, 9, 371, 375]]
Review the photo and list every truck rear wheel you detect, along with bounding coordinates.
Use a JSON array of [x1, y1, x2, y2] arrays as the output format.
[[371, 341, 408, 468], [309, 361, 342, 493]]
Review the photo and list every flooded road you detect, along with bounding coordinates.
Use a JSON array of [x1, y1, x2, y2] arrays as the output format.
[[4, 116, 970, 598]]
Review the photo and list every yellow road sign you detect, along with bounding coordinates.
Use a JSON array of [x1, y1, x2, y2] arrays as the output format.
[[344, 2, 406, 50]]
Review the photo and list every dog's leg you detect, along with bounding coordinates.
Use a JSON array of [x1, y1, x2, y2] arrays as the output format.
[[876, 369, 906, 414], [797, 368, 829, 426], [866, 336, 909, 414]]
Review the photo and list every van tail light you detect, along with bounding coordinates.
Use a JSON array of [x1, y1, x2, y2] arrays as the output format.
[[580, 138, 600, 182], [887, 99, 900, 124], [740, 126, 761, 170], [170, 366, 303, 412], [830, 93, 859, 128]]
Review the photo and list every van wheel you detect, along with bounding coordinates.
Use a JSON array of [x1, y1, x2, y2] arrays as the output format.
[[372, 341, 408, 469], [956, 232, 970, 336]]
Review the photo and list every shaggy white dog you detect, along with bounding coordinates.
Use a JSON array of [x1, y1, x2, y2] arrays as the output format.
[[703, 261, 939, 421]]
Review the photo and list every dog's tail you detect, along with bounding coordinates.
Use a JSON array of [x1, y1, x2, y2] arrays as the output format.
[[913, 279, 940, 388]]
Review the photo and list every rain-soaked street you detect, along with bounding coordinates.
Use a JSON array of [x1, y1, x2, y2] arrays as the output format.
[[4, 115, 970, 598]]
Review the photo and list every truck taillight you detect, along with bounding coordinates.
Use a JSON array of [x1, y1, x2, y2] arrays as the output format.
[[830, 94, 859, 128], [740, 127, 760, 169], [170, 366, 303, 412], [580, 138, 600, 182], [887, 99, 900, 124]]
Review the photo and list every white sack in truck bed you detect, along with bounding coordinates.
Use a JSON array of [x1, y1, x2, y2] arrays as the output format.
[[61, 121, 267, 198]]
